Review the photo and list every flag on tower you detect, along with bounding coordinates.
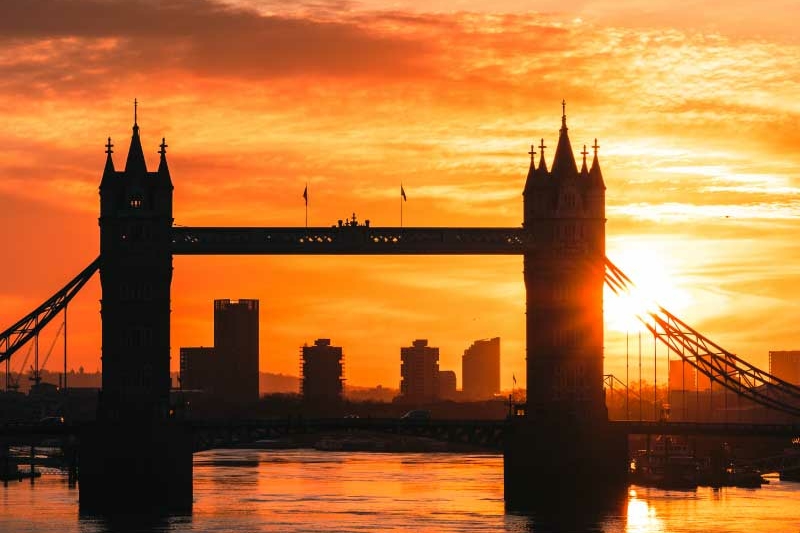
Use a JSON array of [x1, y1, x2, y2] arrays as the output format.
[[401, 184, 407, 201], [303, 184, 308, 205], [512, 374, 517, 386]]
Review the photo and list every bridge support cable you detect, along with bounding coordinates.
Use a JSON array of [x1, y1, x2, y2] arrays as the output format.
[[604, 257, 800, 418], [643, 313, 800, 416], [606, 258, 800, 403], [0, 257, 99, 366]]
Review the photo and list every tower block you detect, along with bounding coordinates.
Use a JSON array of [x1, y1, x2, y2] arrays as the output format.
[[504, 103, 627, 509], [80, 104, 192, 514]]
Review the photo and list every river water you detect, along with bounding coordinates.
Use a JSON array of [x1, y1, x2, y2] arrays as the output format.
[[1, 449, 799, 532]]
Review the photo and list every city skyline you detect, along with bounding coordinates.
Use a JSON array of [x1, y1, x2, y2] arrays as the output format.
[[2, 1, 800, 391]]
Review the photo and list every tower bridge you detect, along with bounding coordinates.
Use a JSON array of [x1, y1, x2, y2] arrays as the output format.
[[1, 101, 799, 513]]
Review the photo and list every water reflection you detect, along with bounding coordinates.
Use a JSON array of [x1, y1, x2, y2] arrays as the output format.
[[78, 514, 188, 533], [507, 484, 628, 533], [626, 489, 664, 532], [1, 451, 798, 532]]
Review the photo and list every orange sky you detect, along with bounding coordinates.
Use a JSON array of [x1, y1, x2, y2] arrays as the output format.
[[1, 0, 799, 391]]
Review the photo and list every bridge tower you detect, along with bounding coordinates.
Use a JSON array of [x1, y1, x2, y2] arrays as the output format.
[[505, 103, 627, 510], [523, 101, 606, 421], [80, 104, 191, 514], [97, 102, 173, 420]]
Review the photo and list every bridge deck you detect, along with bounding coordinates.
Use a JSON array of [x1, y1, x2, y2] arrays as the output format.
[[171, 227, 534, 255], [3, 419, 796, 440]]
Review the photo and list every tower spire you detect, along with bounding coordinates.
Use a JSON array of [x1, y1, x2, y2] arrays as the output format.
[[551, 100, 577, 179], [125, 98, 147, 174]]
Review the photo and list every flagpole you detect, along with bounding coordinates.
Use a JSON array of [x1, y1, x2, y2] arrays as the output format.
[[400, 183, 403, 228], [305, 182, 308, 228]]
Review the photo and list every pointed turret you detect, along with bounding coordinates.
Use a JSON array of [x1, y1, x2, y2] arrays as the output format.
[[536, 138, 548, 174], [523, 144, 537, 196], [153, 137, 174, 215], [100, 137, 115, 188], [580, 144, 589, 178], [125, 99, 147, 175], [526, 144, 536, 179], [99, 136, 119, 217], [585, 137, 606, 229], [589, 138, 605, 189], [157, 137, 172, 185], [550, 100, 578, 180]]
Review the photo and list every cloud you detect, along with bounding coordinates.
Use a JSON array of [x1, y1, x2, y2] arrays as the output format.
[[0, 0, 433, 97], [3, 1, 800, 385]]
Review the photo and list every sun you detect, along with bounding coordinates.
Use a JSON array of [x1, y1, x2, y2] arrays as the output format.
[[604, 239, 692, 334]]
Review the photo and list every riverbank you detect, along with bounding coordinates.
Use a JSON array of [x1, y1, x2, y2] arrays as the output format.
[[228, 429, 499, 453]]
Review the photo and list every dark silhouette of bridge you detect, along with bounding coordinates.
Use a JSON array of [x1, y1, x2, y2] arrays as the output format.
[[1, 102, 799, 513], [3, 417, 798, 451]]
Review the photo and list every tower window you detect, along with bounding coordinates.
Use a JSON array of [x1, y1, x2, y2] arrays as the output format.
[[125, 326, 153, 348], [566, 224, 576, 243]]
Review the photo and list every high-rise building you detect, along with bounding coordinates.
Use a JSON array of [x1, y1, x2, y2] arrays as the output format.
[[696, 371, 711, 392], [400, 339, 440, 403], [179, 347, 216, 392], [301, 339, 344, 403], [770, 350, 800, 385], [438, 370, 458, 400], [179, 299, 260, 404], [462, 337, 500, 400], [214, 299, 260, 404], [668, 359, 696, 391]]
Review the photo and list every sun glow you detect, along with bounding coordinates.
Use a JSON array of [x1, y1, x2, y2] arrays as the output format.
[[605, 241, 692, 334]]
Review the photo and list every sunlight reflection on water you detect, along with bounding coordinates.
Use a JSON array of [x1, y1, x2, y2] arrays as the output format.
[[0, 450, 798, 533]]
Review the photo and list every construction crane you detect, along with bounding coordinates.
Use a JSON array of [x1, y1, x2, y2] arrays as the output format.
[[8, 342, 34, 392], [29, 320, 65, 387]]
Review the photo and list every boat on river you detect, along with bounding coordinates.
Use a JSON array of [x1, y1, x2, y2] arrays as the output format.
[[725, 464, 768, 487], [629, 435, 698, 489]]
